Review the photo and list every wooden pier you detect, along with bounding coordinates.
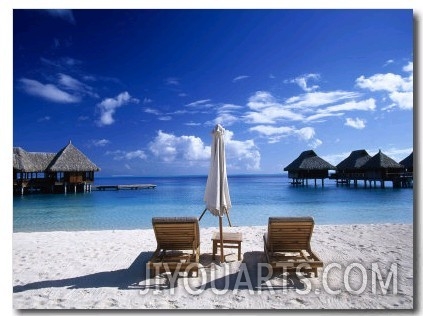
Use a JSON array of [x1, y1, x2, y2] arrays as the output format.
[[93, 184, 157, 191]]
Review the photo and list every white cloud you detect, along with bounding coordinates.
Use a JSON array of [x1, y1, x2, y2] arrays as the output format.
[[209, 103, 243, 126], [40, 56, 82, 69], [184, 122, 202, 126], [144, 108, 161, 115], [303, 112, 343, 122], [249, 125, 294, 144], [149, 130, 210, 163], [389, 91, 413, 110], [233, 75, 249, 83], [285, 91, 360, 109], [58, 73, 98, 98], [224, 130, 261, 170], [20, 71, 98, 104], [356, 73, 411, 92], [345, 117, 366, 129], [165, 77, 180, 86], [245, 90, 367, 125], [144, 107, 173, 121], [59, 74, 84, 91], [356, 63, 413, 110], [218, 104, 243, 112], [92, 139, 110, 147], [323, 98, 376, 113], [106, 149, 147, 160], [247, 91, 276, 111], [37, 116, 51, 122], [96, 92, 139, 126], [244, 111, 278, 124], [124, 150, 148, 160], [249, 125, 295, 137], [383, 59, 394, 67], [124, 164, 132, 170], [185, 99, 213, 108], [296, 127, 322, 148], [20, 78, 80, 103], [403, 61, 413, 72], [262, 106, 303, 122], [148, 129, 261, 171], [249, 124, 319, 146], [210, 113, 239, 126], [288, 73, 320, 92], [296, 127, 315, 140], [245, 91, 303, 124], [245, 88, 377, 145], [308, 138, 323, 149], [45, 9, 75, 24], [382, 147, 413, 163]]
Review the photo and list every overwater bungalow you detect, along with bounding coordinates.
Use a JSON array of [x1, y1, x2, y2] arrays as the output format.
[[399, 152, 413, 173], [360, 150, 404, 188], [399, 151, 413, 188], [13, 141, 100, 195], [284, 150, 336, 187], [330, 149, 372, 186]]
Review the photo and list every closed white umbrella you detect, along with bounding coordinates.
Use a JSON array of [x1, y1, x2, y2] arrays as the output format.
[[202, 124, 232, 263]]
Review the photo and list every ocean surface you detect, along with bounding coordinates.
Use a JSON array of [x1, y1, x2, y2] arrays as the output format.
[[13, 174, 413, 233]]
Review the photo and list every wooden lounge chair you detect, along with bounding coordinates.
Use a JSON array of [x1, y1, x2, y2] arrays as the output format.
[[147, 217, 200, 277], [263, 217, 323, 277]]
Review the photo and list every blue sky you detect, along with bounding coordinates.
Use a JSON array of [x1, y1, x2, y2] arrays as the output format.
[[12, 9, 413, 176]]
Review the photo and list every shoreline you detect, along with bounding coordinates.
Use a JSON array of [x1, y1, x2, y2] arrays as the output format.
[[12, 221, 414, 234], [13, 223, 413, 309]]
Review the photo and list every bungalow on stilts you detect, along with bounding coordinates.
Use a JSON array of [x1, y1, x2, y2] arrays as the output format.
[[13, 141, 100, 195], [284, 150, 336, 187], [360, 150, 404, 188], [330, 149, 371, 187], [399, 152, 413, 188]]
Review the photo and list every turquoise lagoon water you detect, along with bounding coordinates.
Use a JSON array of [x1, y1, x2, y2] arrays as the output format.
[[13, 174, 413, 232]]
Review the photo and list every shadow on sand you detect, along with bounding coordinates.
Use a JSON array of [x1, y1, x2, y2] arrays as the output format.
[[14, 251, 309, 294], [196, 251, 308, 292], [13, 251, 154, 293]]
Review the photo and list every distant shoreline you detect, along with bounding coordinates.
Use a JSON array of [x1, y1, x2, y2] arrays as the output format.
[[103, 173, 286, 179]]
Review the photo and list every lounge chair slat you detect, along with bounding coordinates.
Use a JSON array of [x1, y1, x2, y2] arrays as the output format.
[[263, 216, 323, 277], [147, 216, 200, 278]]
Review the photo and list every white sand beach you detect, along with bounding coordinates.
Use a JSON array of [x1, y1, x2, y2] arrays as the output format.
[[13, 223, 413, 310]]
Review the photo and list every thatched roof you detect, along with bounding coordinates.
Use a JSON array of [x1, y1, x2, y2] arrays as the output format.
[[361, 150, 403, 170], [284, 150, 336, 171], [13, 147, 56, 172], [336, 149, 371, 170], [13, 142, 100, 173], [399, 152, 413, 169], [48, 142, 100, 172]]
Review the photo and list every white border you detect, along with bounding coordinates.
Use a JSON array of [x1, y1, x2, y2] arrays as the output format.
[[3, 2, 420, 315]]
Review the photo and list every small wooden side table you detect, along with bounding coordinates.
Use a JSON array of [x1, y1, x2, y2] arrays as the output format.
[[212, 231, 243, 261]]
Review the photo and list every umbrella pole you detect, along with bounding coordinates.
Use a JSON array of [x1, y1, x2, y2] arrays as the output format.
[[198, 208, 208, 221], [225, 211, 232, 227], [219, 216, 224, 263]]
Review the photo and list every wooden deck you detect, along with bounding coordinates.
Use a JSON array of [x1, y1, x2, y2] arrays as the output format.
[[93, 184, 157, 191]]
